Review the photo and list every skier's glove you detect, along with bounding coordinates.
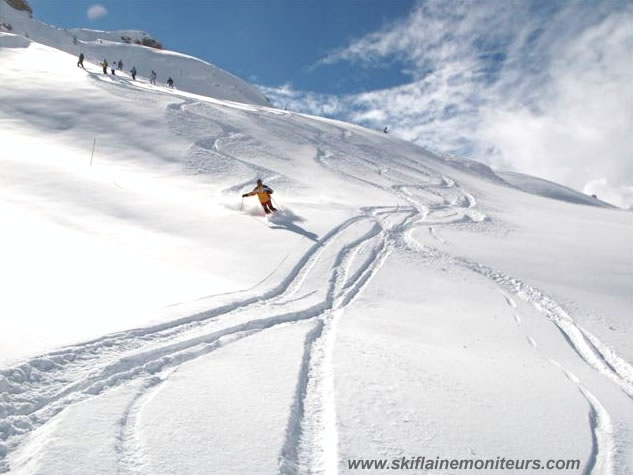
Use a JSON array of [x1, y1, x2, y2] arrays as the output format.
[[241, 194, 247, 198]]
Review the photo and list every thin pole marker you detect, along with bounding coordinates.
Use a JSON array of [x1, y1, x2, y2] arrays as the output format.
[[89, 137, 96, 167]]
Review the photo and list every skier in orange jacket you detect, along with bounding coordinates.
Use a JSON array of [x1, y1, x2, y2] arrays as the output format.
[[242, 179, 278, 214]]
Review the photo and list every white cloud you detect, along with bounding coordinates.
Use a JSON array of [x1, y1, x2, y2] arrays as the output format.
[[583, 178, 633, 209], [87, 4, 108, 21], [261, 83, 347, 118], [479, 6, 633, 194], [265, 0, 633, 206]]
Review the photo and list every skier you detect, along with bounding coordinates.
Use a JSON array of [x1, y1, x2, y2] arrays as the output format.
[[101, 59, 108, 75], [118, 59, 123, 70], [167, 77, 174, 89], [130, 66, 137, 80], [242, 179, 277, 214], [150, 70, 157, 85], [383, 126, 388, 134], [110, 60, 116, 75], [77, 53, 85, 69]]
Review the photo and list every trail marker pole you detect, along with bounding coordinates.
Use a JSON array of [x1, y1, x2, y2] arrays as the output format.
[[89, 137, 96, 167]]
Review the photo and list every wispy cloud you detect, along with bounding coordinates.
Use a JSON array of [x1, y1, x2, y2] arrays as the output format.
[[87, 4, 108, 21], [264, 0, 633, 207], [260, 84, 347, 117]]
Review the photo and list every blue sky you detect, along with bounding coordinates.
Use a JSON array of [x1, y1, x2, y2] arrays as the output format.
[[27, 0, 633, 207]]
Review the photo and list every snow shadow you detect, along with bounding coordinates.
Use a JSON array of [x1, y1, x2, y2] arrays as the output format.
[[268, 209, 319, 242]]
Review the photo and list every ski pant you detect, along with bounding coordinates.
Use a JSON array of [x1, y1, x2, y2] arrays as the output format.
[[261, 201, 277, 214]]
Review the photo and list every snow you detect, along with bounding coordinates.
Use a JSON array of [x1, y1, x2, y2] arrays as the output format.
[[1, 4, 632, 474], [138, 321, 316, 475], [8, 322, 316, 475], [498, 171, 614, 208]]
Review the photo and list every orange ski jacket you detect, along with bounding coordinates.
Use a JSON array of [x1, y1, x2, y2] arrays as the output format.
[[246, 184, 273, 204]]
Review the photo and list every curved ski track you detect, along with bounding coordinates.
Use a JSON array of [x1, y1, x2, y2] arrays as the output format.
[[1, 97, 631, 475]]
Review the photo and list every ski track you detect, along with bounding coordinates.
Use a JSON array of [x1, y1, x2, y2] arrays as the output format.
[[498, 294, 614, 475], [1, 90, 629, 474], [460, 262, 633, 402], [115, 375, 165, 475]]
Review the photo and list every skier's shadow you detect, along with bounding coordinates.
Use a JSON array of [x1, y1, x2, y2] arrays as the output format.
[[268, 209, 319, 242]]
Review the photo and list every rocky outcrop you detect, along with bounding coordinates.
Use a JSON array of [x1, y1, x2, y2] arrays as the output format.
[[5, 0, 33, 17], [136, 37, 162, 49], [120, 33, 163, 50]]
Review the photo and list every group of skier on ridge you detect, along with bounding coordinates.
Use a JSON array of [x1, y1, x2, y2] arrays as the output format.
[[76, 53, 174, 89]]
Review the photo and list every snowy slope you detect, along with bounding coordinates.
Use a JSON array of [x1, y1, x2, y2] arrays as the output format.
[[1, 10, 633, 475], [499, 171, 614, 208], [0, 2, 268, 105]]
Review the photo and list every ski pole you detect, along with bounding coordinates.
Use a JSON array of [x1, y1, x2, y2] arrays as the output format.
[[272, 197, 282, 211], [240, 197, 244, 211]]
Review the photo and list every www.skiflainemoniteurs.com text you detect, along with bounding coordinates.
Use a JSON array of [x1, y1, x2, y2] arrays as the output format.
[[347, 456, 581, 471]]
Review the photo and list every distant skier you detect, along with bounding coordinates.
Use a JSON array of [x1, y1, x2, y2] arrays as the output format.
[[167, 77, 174, 89], [77, 53, 85, 69], [130, 66, 137, 80], [118, 59, 123, 70], [110, 60, 116, 75], [101, 59, 108, 75], [150, 70, 157, 85], [242, 179, 277, 214], [383, 126, 388, 134]]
